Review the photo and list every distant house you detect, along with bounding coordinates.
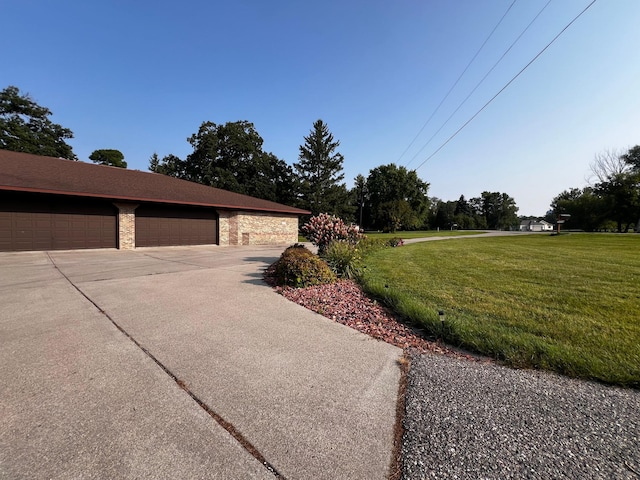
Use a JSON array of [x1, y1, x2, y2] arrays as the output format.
[[519, 220, 554, 232], [0, 150, 309, 252]]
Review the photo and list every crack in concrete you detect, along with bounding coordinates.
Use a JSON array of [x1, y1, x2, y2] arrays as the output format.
[[140, 252, 210, 269], [140, 252, 275, 275], [46, 252, 286, 479]]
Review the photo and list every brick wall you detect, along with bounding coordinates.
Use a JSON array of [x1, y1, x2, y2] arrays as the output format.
[[114, 203, 138, 250], [217, 210, 298, 246], [218, 211, 231, 245], [114, 207, 297, 249]]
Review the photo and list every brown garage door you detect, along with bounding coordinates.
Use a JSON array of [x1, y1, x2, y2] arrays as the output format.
[[0, 192, 117, 251], [135, 204, 218, 247]]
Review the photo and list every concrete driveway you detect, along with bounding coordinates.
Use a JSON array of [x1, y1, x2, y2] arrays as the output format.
[[0, 246, 402, 479]]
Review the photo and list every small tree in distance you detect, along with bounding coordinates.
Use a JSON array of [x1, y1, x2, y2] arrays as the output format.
[[89, 149, 127, 168]]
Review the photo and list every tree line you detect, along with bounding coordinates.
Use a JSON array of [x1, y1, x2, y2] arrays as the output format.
[[149, 117, 520, 231], [429, 193, 519, 231], [1, 84, 522, 231], [548, 147, 640, 232]]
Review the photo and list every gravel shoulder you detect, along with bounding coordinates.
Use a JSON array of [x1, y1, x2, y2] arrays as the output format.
[[403, 354, 640, 480]]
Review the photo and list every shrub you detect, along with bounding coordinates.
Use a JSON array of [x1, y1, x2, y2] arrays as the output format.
[[274, 245, 336, 288], [387, 237, 404, 247], [301, 213, 365, 254], [357, 237, 390, 256], [321, 240, 362, 279]]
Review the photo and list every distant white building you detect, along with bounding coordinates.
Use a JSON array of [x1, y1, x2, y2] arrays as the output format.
[[519, 220, 554, 232]]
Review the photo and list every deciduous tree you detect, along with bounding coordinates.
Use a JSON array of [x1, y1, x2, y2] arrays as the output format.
[[149, 121, 296, 205], [89, 149, 127, 168], [621, 145, 640, 171], [429, 198, 457, 230], [550, 187, 609, 232], [478, 191, 519, 230], [0, 85, 76, 160], [364, 164, 429, 231], [587, 147, 640, 232], [589, 148, 627, 184]]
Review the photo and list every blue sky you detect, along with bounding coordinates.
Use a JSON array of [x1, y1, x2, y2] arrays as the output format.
[[4, 0, 639, 216]]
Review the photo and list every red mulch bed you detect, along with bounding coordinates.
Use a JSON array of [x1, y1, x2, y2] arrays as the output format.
[[264, 264, 480, 361]]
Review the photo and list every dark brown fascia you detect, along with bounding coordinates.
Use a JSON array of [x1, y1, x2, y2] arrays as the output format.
[[0, 185, 311, 216]]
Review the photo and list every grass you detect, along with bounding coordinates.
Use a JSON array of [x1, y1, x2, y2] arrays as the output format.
[[298, 230, 483, 242], [363, 230, 485, 239], [358, 233, 640, 388]]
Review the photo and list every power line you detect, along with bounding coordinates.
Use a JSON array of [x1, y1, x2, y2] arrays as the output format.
[[413, 0, 597, 173], [399, 0, 518, 166], [406, 0, 554, 167]]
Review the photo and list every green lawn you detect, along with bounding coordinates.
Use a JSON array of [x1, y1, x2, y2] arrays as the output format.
[[363, 230, 485, 239], [358, 233, 640, 387], [298, 230, 482, 242]]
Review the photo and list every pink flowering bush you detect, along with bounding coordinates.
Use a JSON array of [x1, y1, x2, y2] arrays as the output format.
[[301, 213, 365, 254]]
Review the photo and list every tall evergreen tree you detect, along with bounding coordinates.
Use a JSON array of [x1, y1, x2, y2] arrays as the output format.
[[294, 119, 350, 217], [353, 174, 367, 227]]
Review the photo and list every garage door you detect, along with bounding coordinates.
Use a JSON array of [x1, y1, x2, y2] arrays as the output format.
[[0, 192, 117, 251], [135, 204, 218, 247]]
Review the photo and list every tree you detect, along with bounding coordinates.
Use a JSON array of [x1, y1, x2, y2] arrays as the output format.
[[294, 119, 350, 217], [0, 85, 76, 160], [353, 174, 367, 228], [452, 195, 482, 229], [478, 192, 519, 230], [621, 145, 640, 171], [149, 152, 185, 177], [588, 147, 640, 232], [364, 164, 430, 231], [621, 145, 640, 231], [149, 121, 297, 205], [149, 152, 160, 172], [550, 187, 609, 231], [89, 149, 127, 168], [429, 198, 457, 230], [589, 148, 628, 184], [595, 174, 639, 232], [454, 195, 472, 216]]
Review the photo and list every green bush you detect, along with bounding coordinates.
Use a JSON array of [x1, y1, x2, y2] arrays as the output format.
[[386, 237, 404, 247], [275, 245, 336, 288], [357, 237, 390, 256], [321, 240, 362, 279]]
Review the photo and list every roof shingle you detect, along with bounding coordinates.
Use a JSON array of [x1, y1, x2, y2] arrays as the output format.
[[0, 150, 308, 215]]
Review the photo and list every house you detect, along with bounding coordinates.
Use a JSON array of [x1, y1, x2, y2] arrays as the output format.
[[0, 150, 309, 252], [519, 219, 554, 232]]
